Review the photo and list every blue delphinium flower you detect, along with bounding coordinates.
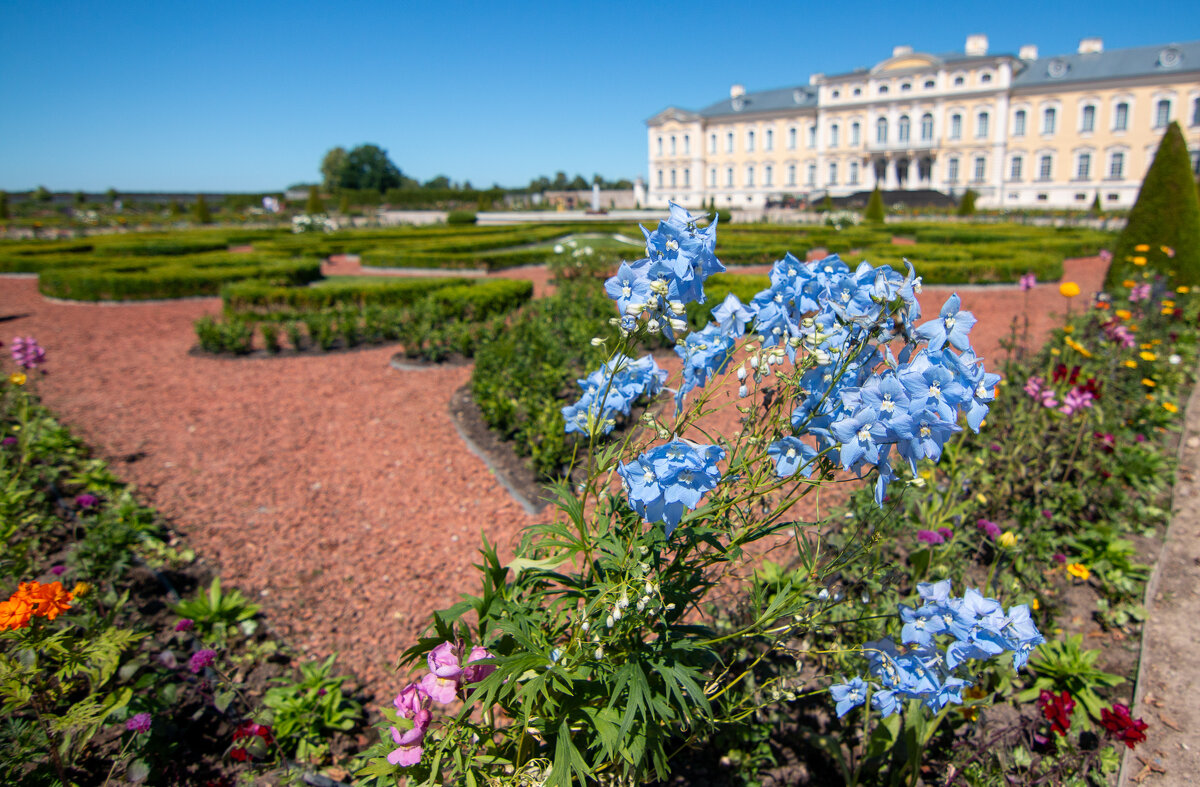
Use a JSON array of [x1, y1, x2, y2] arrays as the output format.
[[674, 323, 736, 409], [831, 582, 1043, 720], [562, 354, 666, 436], [712, 292, 754, 337], [916, 294, 977, 352], [830, 677, 869, 718], [766, 436, 818, 478], [617, 440, 725, 535]]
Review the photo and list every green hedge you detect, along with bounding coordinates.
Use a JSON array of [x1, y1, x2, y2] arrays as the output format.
[[39, 259, 322, 301], [100, 239, 230, 256], [222, 276, 471, 316], [360, 246, 558, 272]]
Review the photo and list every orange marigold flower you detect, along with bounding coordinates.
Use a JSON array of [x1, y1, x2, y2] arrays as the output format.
[[0, 598, 34, 631], [1142, 378, 1156, 388], [1066, 563, 1091, 581], [1124, 360, 1138, 369], [1163, 401, 1179, 413], [1122, 280, 1137, 288], [1176, 286, 1190, 294], [1115, 309, 1132, 320], [28, 581, 73, 621], [1059, 281, 1081, 298], [1132, 257, 1147, 266], [1161, 246, 1175, 257], [1134, 244, 1150, 252]]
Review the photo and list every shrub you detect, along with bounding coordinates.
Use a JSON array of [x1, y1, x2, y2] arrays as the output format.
[[956, 189, 978, 217], [306, 186, 324, 215], [261, 323, 281, 353], [193, 194, 212, 224], [864, 186, 885, 223], [221, 276, 470, 316], [39, 258, 322, 301], [447, 210, 477, 225], [1106, 121, 1200, 288]]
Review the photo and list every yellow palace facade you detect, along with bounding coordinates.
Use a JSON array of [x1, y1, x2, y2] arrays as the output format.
[[647, 36, 1200, 210]]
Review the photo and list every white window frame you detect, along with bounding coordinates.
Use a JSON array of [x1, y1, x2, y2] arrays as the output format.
[[1080, 104, 1096, 133], [976, 110, 989, 139], [1012, 108, 1027, 137], [920, 113, 934, 141], [1010, 155, 1023, 181], [765, 128, 773, 151], [949, 113, 962, 140], [1042, 106, 1057, 135], [973, 155, 986, 182], [746, 130, 755, 153]]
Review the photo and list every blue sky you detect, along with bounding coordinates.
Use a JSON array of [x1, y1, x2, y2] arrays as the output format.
[[1, 0, 1196, 193]]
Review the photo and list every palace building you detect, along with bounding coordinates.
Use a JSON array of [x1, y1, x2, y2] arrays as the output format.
[[646, 36, 1200, 210]]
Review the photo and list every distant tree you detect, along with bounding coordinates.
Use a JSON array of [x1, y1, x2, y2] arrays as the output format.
[[568, 174, 589, 190], [306, 185, 323, 214], [341, 144, 402, 192], [1091, 192, 1103, 215], [462, 180, 473, 191], [320, 147, 348, 191], [1105, 121, 1200, 288], [193, 194, 212, 224], [552, 171, 569, 189], [424, 175, 451, 190], [105, 188, 119, 203], [820, 193, 834, 213], [169, 200, 184, 217], [0, 191, 8, 220], [612, 178, 633, 189], [74, 191, 86, 206], [33, 186, 52, 203], [864, 186, 885, 223], [956, 189, 978, 216], [338, 192, 352, 214], [529, 176, 551, 192]]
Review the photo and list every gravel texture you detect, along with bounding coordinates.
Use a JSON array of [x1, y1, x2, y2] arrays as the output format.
[[0, 254, 1107, 700]]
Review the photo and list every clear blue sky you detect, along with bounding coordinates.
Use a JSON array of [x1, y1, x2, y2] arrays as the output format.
[[1, 0, 1196, 193]]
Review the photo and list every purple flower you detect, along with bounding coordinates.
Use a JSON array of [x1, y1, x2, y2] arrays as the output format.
[[174, 618, 195, 632], [49, 565, 66, 576], [917, 529, 945, 545], [462, 646, 497, 685], [1042, 509, 1053, 519], [387, 708, 431, 767], [976, 518, 1001, 539], [75, 493, 99, 510], [1053, 553, 1068, 564], [10, 336, 46, 370], [126, 713, 152, 734], [989, 443, 1002, 452], [188, 648, 216, 674], [938, 527, 953, 541], [1, 436, 15, 447], [393, 683, 432, 719], [1129, 284, 1151, 303], [1019, 273, 1036, 291]]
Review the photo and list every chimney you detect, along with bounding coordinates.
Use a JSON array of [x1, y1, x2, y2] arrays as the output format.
[[965, 34, 989, 56], [1019, 44, 1039, 61], [730, 83, 745, 99], [893, 45, 913, 57], [809, 72, 825, 85], [1078, 37, 1103, 54]]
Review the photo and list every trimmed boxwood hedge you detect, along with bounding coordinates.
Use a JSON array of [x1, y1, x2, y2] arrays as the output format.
[[222, 276, 471, 316], [38, 259, 322, 301]]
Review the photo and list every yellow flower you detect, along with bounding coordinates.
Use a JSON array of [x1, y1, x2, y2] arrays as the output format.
[[1134, 244, 1150, 252], [1123, 360, 1138, 369], [1163, 401, 1179, 414], [1140, 351, 1157, 362], [1146, 394, 1156, 401], [1115, 309, 1132, 320], [1123, 280, 1137, 288], [1031, 598, 1040, 611], [1063, 325, 1074, 334], [1162, 246, 1175, 257], [1059, 281, 1081, 298], [1162, 307, 1175, 315], [1162, 300, 1176, 308], [1066, 563, 1090, 581], [1064, 337, 1093, 358], [8, 373, 26, 386], [1142, 378, 1156, 387], [997, 531, 1018, 549], [71, 582, 91, 598], [1151, 339, 1162, 345], [1133, 257, 1147, 266], [975, 493, 988, 505], [1176, 286, 1190, 294], [1050, 348, 1061, 356]]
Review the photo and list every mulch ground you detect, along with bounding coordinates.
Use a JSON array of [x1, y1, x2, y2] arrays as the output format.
[[0, 254, 1107, 702]]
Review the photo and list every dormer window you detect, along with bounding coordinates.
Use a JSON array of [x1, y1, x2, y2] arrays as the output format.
[[980, 72, 993, 83], [879, 85, 889, 95], [924, 79, 935, 89], [853, 87, 862, 97], [832, 89, 840, 99], [901, 82, 912, 91], [953, 75, 965, 86]]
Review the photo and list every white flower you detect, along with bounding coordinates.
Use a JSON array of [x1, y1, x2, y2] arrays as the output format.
[[553, 244, 564, 254], [1169, 354, 1182, 365]]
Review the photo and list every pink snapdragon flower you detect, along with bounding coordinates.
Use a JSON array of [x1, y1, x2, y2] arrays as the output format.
[[1103, 322, 1136, 348], [1129, 283, 1151, 303], [1023, 376, 1043, 397], [418, 641, 498, 704], [1019, 273, 1037, 291], [916, 529, 944, 545], [388, 709, 432, 766], [10, 336, 46, 370], [976, 518, 1001, 539], [1059, 387, 1095, 416]]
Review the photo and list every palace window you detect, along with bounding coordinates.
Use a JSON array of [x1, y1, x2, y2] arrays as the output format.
[[849, 160, 859, 184], [807, 125, 817, 148], [973, 156, 986, 182], [807, 164, 816, 186], [876, 117, 888, 144], [976, 111, 989, 139], [1114, 102, 1129, 131], [953, 75, 965, 86], [981, 72, 993, 83], [853, 87, 862, 97], [1155, 99, 1171, 128], [947, 157, 959, 182], [765, 128, 773, 151], [683, 168, 690, 187], [764, 165, 773, 186], [950, 113, 962, 140], [1109, 152, 1125, 178], [898, 115, 910, 142], [656, 169, 663, 188], [787, 164, 796, 186], [879, 85, 889, 95], [1010, 155, 1023, 181], [726, 167, 734, 187], [1038, 155, 1053, 181], [684, 134, 690, 154], [1081, 105, 1095, 133], [670, 136, 676, 155], [788, 127, 797, 149], [670, 169, 676, 187], [746, 165, 755, 187], [850, 122, 860, 146], [656, 137, 663, 156], [829, 162, 838, 185], [901, 82, 912, 92], [709, 168, 717, 187], [1042, 107, 1057, 134], [830, 123, 840, 147], [726, 132, 734, 153], [709, 133, 716, 154], [920, 113, 934, 141], [1192, 97, 1200, 126], [924, 79, 935, 89], [1013, 109, 1026, 136], [1076, 152, 1091, 179], [746, 130, 755, 152]]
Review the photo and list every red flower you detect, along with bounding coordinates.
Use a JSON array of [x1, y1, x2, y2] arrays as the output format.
[[1038, 690, 1075, 736], [1100, 703, 1148, 749], [229, 721, 274, 762]]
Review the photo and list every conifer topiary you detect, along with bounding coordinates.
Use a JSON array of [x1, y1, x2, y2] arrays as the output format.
[[306, 185, 323, 214], [1105, 121, 1200, 288], [864, 186, 885, 223], [193, 194, 212, 225], [0, 191, 8, 220], [956, 189, 977, 217], [1091, 192, 1102, 215]]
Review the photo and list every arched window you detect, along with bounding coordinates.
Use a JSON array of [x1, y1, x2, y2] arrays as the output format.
[[1013, 109, 1027, 136], [746, 130, 755, 152], [1155, 99, 1171, 128], [1081, 105, 1095, 133], [920, 113, 934, 141], [976, 111, 990, 138], [876, 117, 888, 144], [947, 157, 960, 181], [683, 134, 690, 154], [670, 135, 676, 155], [950, 113, 962, 139], [1043, 107, 1057, 134], [1108, 151, 1125, 179], [765, 129, 773, 151], [850, 122, 861, 146], [830, 123, 840, 147], [898, 115, 910, 142], [1114, 102, 1129, 131]]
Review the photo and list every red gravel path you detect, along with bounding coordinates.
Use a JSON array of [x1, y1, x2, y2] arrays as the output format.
[[0, 254, 1106, 699]]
